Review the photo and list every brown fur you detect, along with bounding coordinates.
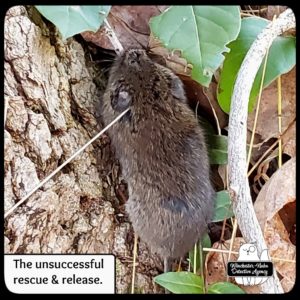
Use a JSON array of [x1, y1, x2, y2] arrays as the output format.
[[101, 49, 215, 259]]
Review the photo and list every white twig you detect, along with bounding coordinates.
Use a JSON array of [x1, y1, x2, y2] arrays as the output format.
[[4, 108, 130, 219], [228, 8, 295, 294], [104, 19, 124, 54]]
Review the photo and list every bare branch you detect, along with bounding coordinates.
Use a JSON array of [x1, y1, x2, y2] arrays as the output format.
[[228, 8, 295, 294]]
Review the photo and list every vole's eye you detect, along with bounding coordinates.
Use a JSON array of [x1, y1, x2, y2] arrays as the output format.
[[111, 90, 132, 112]]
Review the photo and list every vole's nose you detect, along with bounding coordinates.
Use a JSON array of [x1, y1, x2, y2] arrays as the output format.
[[127, 49, 145, 65]]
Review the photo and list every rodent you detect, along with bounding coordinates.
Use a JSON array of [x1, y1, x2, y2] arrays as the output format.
[[101, 49, 215, 267]]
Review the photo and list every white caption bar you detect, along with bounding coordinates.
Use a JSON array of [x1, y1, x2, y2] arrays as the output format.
[[5, 255, 115, 294]]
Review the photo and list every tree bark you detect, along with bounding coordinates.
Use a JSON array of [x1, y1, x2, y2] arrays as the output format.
[[4, 6, 162, 294]]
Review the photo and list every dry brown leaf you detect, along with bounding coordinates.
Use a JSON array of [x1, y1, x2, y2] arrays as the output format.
[[247, 68, 295, 142], [254, 157, 296, 291], [254, 157, 295, 229], [278, 201, 296, 245], [264, 215, 295, 286], [280, 276, 295, 293], [206, 241, 232, 284], [282, 120, 296, 157], [81, 6, 168, 50]]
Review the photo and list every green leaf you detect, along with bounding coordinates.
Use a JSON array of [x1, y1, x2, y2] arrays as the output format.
[[207, 135, 228, 165], [150, 6, 241, 87], [154, 272, 204, 294], [35, 5, 111, 40], [217, 17, 296, 113], [189, 233, 211, 273], [209, 149, 228, 165], [207, 282, 245, 294], [212, 190, 234, 222]]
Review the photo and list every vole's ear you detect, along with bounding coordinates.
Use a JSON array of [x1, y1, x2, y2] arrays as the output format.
[[157, 63, 187, 101], [111, 90, 132, 112], [170, 75, 186, 101]]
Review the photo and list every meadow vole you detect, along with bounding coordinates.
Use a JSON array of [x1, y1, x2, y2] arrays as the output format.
[[101, 49, 215, 271]]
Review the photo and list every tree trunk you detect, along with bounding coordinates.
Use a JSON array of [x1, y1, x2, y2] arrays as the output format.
[[4, 6, 162, 293]]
